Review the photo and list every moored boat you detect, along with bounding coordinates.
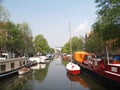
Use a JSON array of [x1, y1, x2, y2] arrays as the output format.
[[0, 57, 31, 79], [66, 62, 80, 75], [65, 22, 80, 75], [73, 51, 120, 88], [29, 56, 46, 64], [18, 67, 30, 75]]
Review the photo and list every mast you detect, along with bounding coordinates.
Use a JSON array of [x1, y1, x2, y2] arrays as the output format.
[[69, 22, 72, 61], [106, 45, 109, 64]]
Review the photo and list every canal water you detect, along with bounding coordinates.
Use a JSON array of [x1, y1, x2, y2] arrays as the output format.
[[0, 56, 109, 90]]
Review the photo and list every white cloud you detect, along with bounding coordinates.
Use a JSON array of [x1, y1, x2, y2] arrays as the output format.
[[74, 20, 88, 33]]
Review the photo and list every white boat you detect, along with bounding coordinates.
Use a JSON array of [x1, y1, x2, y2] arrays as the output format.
[[66, 22, 80, 75], [29, 56, 46, 63], [40, 56, 46, 63], [18, 67, 30, 75], [29, 57, 41, 63], [0, 58, 30, 78], [66, 62, 80, 75]]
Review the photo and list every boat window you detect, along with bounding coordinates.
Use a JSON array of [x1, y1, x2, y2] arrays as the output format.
[[11, 63, 14, 69], [26, 60, 29, 64], [91, 55, 96, 58], [23, 61, 25, 65], [109, 56, 114, 63], [84, 55, 88, 60], [111, 55, 120, 64], [19, 61, 22, 66], [1, 64, 6, 72], [114, 55, 120, 61], [87, 55, 92, 61], [96, 54, 102, 58]]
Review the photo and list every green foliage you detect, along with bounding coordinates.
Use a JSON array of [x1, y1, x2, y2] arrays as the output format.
[[94, 0, 120, 48], [18, 22, 34, 55], [49, 48, 54, 53], [85, 31, 105, 53], [0, 5, 54, 57], [0, 21, 34, 57], [33, 34, 50, 54], [72, 36, 83, 52], [62, 42, 70, 53], [62, 36, 83, 53]]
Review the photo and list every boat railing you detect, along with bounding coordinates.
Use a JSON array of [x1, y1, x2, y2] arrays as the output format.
[[108, 63, 120, 66], [0, 57, 29, 63], [93, 58, 101, 61]]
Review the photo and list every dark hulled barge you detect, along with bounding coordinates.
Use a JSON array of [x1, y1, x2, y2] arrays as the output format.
[[73, 51, 120, 88]]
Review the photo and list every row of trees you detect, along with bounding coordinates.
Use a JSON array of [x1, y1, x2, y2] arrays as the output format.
[[85, 0, 120, 53], [34, 34, 54, 55], [0, 5, 34, 57], [62, 0, 120, 54], [0, 5, 53, 57], [0, 21, 34, 57], [62, 36, 84, 54], [87, 0, 120, 53]]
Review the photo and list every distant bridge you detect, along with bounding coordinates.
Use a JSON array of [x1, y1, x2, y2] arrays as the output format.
[[54, 47, 62, 54]]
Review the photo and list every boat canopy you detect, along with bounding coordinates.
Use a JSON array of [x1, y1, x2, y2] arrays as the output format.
[[73, 51, 89, 63]]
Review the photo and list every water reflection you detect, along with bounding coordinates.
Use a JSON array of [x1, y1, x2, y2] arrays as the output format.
[[62, 59, 109, 90], [0, 71, 33, 90], [0, 60, 51, 90], [67, 73, 88, 88], [0, 58, 110, 90], [32, 62, 50, 83], [31, 63, 46, 70]]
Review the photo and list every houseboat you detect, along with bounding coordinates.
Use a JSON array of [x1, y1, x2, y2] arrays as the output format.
[[0, 57, 31, 79], [73, 51, 120, 88]]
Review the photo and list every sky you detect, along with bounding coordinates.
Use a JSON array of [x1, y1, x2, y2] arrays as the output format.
[[2, 0, 97, 48]]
